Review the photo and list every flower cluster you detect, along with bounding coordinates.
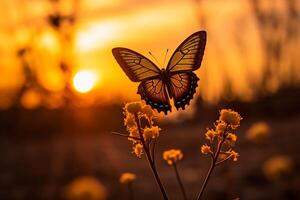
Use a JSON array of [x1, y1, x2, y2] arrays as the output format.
[[246, 121, 271, 143], [262, 155, 294, 181], [201, 144, 212, 155], [201, 109, 242, 163], [218, 109, 242, 130], [64, 176, 107, 200], [118, 104, 244, 200], [119, 172, 137, 184], [123, 101, 160, 158], [163, 149, 183, 165], [143, 126, 161, 140]]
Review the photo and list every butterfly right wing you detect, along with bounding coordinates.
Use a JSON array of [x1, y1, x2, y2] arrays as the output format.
[[168, 72, 199, 110], [138, 79, 171, 114], [112, 48, 161, 82], [166, 31, 206, 73]]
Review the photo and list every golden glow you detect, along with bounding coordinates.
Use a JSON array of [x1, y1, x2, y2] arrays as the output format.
[[37, 30, 60, 53], [73, 70, 99, 93], [0, 0, 299, 110], [21, 89, 41, 109], [75, 21, 119, 52]]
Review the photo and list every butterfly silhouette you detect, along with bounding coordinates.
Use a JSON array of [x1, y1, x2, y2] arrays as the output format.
[[112, 31, 206, 114]]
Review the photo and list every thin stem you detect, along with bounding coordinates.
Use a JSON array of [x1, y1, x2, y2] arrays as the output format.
[[173, 163, 187, 200], [196, 158, 215, 200], [134, 113, 169, 200], [151, 139, 157, 166], [128, 182, 134, 200], [111, 132, 141, 141], [197, 134, 227, 200], [215, 155, 232, 166]]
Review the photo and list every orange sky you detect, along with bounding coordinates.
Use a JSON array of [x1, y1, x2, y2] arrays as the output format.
[[0, 0, 299, 110]]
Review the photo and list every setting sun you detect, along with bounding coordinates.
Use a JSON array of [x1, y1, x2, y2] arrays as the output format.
[[73, 70, 98, 93]]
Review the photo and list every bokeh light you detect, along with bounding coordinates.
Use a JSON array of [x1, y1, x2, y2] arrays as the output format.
[[72, 70, 98, 93]]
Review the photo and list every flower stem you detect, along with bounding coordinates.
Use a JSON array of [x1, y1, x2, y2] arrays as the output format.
[[111, 131, 141, 141], [215, 155, 232, 166], [197, 137, 226, 200], [173, 163, 187, 200], [134, 113, 169, 200], [151, 139, 157, 166], [128, 182, 134, 200]]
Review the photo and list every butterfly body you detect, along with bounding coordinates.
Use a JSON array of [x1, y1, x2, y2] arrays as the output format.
[[112, 31, 206, 114], [159, 68, 173, 97], [160, 68, 169, 83]]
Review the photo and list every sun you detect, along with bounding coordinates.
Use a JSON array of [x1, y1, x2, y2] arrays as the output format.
[[73, 70, 98, 93]]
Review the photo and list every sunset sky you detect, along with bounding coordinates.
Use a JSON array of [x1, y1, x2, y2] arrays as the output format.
[[0, 0, 299, 109]]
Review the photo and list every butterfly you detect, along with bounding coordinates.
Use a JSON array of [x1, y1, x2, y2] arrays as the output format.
[[112, 31, 206, 114]]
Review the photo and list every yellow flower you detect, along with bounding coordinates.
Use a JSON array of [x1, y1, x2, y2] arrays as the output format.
[[226, 133, 237, 146], [128, 128, 140, 143], [64, 176, 107, 200], [216, 121, 227, 135], [201, 144, 212, 155], [125, 101, 142, 114], [163, 149, 183, 165], [219, 109, 242, 129], [262, 155, 293, 181], [142, 104, 156, 120], [143, 126, 161, 140], [205, 129, 217, 142], [119, 172, 137, 184], [124, 114, 137, 129], [132, 143, 143, 158], [246, 122, 270, 143], [230, 150, 239, 161]]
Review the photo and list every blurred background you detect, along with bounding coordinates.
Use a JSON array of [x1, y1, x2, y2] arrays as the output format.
[[0, 0, 300, 199]]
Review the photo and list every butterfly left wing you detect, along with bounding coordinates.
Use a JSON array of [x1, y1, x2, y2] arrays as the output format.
[[166, 31, 206, 74], [112, 48, 161, 82], [138, 79, 171, 114], [168, 72, 199, 110], [112, 47, 171, 114]]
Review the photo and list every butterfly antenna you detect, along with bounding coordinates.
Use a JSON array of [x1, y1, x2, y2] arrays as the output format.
[[163, 49, 169, 67], [149, 51, 161, 66]]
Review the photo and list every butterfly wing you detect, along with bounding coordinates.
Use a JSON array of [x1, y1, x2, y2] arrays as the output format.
[[138, 79, 171, 114], [112, 48, 171, 113], [168, 72, 199, 110], [112, 47, 161, 82], [166, 31, 206, 73], [164, 31, 206, 110]]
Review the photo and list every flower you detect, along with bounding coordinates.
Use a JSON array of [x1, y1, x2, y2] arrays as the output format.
[[124, 114, 137, 129], [119, 172, 137, 184], [205, 129, 217, 142], [230, 150, 239, 161], [132, 143, 143, 158], [262, 155, 293, 181], [142, 104, 156, 120], [163, 149, 183, 165], [64, 176, 107, 200], [216, 121, 227, 135], [125, 101, 142, 114], [218, 109, 242, 129], [226, 133, 237, 146], [201, 144, 212, 155], [143, 126, 161, 140], [122, 101, 163, 158], [128, 128, 140, 143], [246, 122, 270, 143]]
